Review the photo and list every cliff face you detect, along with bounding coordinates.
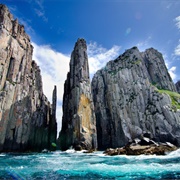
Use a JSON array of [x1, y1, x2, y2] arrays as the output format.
[[59, 39, 97, 151], [92, 47, 180, 149], [143, 48, 177, 91], [0, 4, 57, 152], [175, 81, 180, 93]]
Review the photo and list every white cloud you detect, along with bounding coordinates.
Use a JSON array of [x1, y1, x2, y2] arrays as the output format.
[[32, 42, 70, 132], [164, 54, 177, 81], [168, 66, 177, 81], [88, 42, 121, 76], [175, 16, 180, 30], [32, 41, 121, 133]]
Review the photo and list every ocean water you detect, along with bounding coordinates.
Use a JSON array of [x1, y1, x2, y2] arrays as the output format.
[[0, 149, 180, 180]]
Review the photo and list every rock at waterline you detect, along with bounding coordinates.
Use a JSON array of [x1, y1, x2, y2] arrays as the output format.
[[0, 4, 57, 152], [104, 140, 177, 156], [58, 38, 97, 151], [92, 46, 180, 149]]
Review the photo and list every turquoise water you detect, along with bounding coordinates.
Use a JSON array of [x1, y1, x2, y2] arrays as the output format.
[[0, 149, 180, 180]]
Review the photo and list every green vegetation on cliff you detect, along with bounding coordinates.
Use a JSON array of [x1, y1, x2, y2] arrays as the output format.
[[157, 89, 180, 110]]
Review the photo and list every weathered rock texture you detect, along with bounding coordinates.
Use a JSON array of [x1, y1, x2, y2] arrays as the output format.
[[92, 46, 180, 150], [0, 4, 57, 152], [59, 38, 97, 151], [104, 143, 177, 156], [175, 81, 180, 93]]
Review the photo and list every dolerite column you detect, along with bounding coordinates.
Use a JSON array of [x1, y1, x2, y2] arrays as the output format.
[[59, 38, 97, 151], [48, 85, 57, 150], [175, 81, 180, 93]]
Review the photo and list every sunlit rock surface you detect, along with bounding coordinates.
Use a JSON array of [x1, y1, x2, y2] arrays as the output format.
[[0, 4, 57, 152], [58, 38, 97, 151], [92, 46, 180, 150]]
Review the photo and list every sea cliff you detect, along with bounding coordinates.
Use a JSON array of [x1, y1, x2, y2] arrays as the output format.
[[0, 4, 57, 152], [92, 47, 180, 150]]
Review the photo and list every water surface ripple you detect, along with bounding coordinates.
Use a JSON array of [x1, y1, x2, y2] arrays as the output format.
[[0, 149, 180, 179]]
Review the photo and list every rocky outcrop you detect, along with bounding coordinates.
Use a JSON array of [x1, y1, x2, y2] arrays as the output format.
[[104, 141, 177, 156], [175, 81, 180, 93], [143, 48, 177, 91], [0, 4, 57, 152], [58, 38, 97, 151], [92, 46, 180, 150]]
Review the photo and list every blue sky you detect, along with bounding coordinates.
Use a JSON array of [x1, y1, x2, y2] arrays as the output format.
[[1, 0, 180, 132]]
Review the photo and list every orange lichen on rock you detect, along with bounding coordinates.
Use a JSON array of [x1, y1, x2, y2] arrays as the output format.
[[78, 94, 91, 131], [16, 118, 22, 126]]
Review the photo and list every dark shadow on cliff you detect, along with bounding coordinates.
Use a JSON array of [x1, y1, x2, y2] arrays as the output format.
[[0, 96, 57, 152]]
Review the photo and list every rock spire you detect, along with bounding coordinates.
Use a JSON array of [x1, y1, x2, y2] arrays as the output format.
[[59, 38, 97, 151]]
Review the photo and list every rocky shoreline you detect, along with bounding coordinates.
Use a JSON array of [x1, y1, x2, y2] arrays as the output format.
[[104, 136, 177, 156]]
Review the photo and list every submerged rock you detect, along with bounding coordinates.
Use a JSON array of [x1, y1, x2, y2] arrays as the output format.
[[58, 38, 97, 151], [0, 4, 57, 152], [92, 46, 180, 150]]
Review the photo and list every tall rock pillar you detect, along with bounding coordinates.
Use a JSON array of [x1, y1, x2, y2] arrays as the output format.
[[59, 38, 97, 151], [48, 86, 57, 150]]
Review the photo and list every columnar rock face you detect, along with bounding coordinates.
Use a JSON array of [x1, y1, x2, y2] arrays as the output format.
[[59, 38, 97, 151], [48, 86, 57, 150], [92, 47, 180, 150], [143, 48, 177, 91], [175, 81, 180, 93], [0, 4, 57, 152]]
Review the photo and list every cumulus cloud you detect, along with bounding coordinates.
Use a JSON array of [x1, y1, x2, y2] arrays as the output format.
[[32, 42, 70, 132], [88, 42, 121, 77], [168, 66, 177, 81], [32, 41, 121, 133]]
